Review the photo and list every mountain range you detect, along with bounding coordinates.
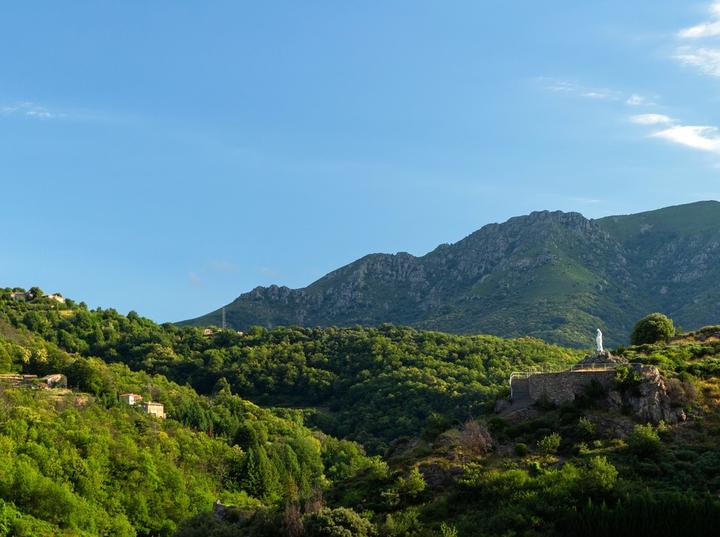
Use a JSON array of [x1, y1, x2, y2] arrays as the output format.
[[180, 201, 720, 347]]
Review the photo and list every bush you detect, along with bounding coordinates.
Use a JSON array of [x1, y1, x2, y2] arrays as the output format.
[[581, 456, 618, 496], [396, 467, 426, 499], [577, 417, 596, 438], [537, 433, 561, 455], [614, 365, 644, 393], [631, 313, 675, 345], [514, 443, 529, 456], [304, 508, 376, 537], [627, 424, 661, 458]]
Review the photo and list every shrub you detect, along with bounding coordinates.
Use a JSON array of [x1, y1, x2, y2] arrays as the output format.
[[581, 456, 618, 495], [304, 508, 376, 537], [439, 522, 458, 537], [631, 313, 675, 345], [537, 433, 561, 454], [514, 442, 529, 456], [396, 467, 426, 499], [578, 417, 596, 438], [614, 365, 641, 387], [627, 424, 661, 458]]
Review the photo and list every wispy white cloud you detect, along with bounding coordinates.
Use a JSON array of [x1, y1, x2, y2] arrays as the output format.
[[678, 1, 720, 38], [630, 113, 673, 125], [675, 3, 720, 78], [629, 112, 720, 155], [625, 93, 648, 106], [0, 101, 65, 120], [674, 46, 720, 77], [537, 77, 656, 109], [652, 125, 720, 153], [536, 77, 623, 101]]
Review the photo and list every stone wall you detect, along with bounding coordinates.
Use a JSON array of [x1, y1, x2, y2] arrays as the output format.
[[524, 370, 617, 405]]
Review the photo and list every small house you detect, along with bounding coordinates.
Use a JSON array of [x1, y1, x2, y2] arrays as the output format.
[[46, 293, 66, 304], [119, 393, 143, 406], [141, 401, 166, 419], [9, 291, 32, 302]]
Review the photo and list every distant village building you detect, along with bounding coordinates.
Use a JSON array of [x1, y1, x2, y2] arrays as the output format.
[[46, 293, 66, 304], [9, 291, 33, 302], [119, 393, 143, 406], [202, 328, 217, 336], [141, 401, 166, 419]]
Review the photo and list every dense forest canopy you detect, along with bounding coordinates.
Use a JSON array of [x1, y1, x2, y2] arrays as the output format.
[[0, 290, 580, 452], [3, 288, 720, 536]]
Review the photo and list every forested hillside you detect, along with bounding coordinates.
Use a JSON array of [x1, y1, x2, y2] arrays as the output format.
[[1, 290, 579, 453], [182, 201, 720, 347], [0, 291, 381, 536], [6, 289, 720, 536]]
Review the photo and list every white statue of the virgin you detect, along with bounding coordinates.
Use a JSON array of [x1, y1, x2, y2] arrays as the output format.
[[596, 328, 603, 353]]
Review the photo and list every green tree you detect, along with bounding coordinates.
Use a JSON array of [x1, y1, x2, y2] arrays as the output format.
[[240, 446, 280, 501], [631, 313, 675, 345]]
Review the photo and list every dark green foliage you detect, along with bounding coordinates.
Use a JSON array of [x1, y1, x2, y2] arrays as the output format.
[[0, 297, 579, 452], [241, 446, 281, 502], [537, 432, 561, 454], [564, 492, 720, 537], [627, 424, 661, 458], [631, 313, 675, 345], [614, 365, 644, 393], [303, 508, 376, 537]]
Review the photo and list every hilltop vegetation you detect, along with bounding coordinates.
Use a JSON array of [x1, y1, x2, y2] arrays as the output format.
[[0, 292, 382, 536], [7, 289, 720, 535], [182, 201, 720, 347], [0, 290, 579, 453]]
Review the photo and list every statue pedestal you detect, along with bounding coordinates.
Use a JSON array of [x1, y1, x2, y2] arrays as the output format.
[[576, 350, 628, 367]]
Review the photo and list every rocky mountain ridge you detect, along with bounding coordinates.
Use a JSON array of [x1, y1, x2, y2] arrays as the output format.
[[181, 201, 720, 346]]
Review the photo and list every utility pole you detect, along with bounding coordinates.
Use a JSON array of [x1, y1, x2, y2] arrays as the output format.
[[221, 307, 226, 330]]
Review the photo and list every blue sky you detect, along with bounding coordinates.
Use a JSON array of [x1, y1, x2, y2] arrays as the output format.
[[2, 1, 720, 322]]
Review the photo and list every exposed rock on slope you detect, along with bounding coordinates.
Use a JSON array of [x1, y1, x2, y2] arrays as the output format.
[[181, 201, 720, 347]]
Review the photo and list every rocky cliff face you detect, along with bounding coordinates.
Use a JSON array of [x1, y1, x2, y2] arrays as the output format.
[[181, 201, 720, 347], [607, 365, 686, 424]]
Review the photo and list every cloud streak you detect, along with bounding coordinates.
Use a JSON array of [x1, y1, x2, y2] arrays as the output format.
[[0, 101, 66, 120], [678, 1, 720, 38], [676, 2, 720, 78], [630, 114, 673, 125], [652, 125, 720, 153], [674, 46, 720, 77], [630, 112, 720, 155], [536, 77, 624, 101]]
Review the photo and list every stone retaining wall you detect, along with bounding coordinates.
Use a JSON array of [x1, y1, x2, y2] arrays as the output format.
[[524, 370, 617, 404]]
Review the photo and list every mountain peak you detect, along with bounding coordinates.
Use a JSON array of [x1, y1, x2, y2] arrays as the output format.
[[181, 202, 720, 347]]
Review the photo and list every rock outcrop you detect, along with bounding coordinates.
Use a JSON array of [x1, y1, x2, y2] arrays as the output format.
[[607, 365, 686, 424]]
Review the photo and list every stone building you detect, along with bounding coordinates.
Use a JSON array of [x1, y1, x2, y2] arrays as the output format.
[[141, 401, 166, 419], [119, 393, 143, 406]]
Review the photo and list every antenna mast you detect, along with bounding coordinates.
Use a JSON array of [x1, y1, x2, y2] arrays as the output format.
[[221, 307, 226, 330]]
